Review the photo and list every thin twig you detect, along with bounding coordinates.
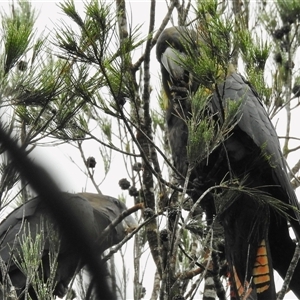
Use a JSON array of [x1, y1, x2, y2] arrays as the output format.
[[277, 244, 300, 300]]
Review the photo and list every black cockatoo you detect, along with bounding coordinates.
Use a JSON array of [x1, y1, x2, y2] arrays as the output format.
[[0, 192, 137, 299], [157, 26, 300, 299]]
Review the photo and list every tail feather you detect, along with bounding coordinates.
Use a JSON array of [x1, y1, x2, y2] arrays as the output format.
[[252, 240, 272, 295], [229, 239, 276, 300]]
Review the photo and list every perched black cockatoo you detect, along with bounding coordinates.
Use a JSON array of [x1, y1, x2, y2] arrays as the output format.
[[0, 192, 137, 299], [157, 26, 300, 299]]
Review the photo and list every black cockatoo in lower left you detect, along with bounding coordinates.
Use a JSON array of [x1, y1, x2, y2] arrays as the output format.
[[156, 26, 300, 299], [0, 193, 137, 299]]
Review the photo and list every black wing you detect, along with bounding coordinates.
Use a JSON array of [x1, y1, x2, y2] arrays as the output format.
[[210, 73, 300, 299], [78, 192, 137, 248], [212, 73, 300, 223]]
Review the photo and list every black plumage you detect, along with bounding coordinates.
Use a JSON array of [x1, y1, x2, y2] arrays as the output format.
[[157, 26, 300, 299], [0, 192, 137, 299]]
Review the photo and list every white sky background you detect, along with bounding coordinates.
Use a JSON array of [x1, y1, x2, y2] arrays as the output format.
[[0, 0, 300, 299]]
